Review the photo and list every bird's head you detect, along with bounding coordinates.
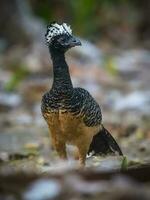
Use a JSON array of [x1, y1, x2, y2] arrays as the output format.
[[45, 22, 81, 53]]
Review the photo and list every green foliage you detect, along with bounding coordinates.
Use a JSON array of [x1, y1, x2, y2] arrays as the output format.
[[31, 0, 141, 39], [104, 56, 118, 75], [5, 66, 29, 91], [31, 0, 52, 21], [69, 0, 97, 36], [121, 156, 128, 170]]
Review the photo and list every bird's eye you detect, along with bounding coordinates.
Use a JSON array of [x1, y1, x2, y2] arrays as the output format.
[[57, 37, 66, 43], [60, 38, 66, 42]]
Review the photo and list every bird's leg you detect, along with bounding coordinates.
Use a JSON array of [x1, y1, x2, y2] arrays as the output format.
[[78, 147, 87, 166], [51, 136, 67, 159], [54, 140, 67, 159], [77, 137, 92, 166], [49, 127, 67, 160]]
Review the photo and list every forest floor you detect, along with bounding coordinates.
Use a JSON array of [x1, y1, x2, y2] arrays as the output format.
[[0, 43, 150, 199]]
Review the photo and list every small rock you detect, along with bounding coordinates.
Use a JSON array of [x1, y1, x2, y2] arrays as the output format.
[[87, 156, 123, 170], [24, 142, 40, 151], [23, 179, 61, 200], [0, 152, 9, 162], [15, 113, 33, 125], [37, 157, 45, 165], [114, 91, 150, 112], [0, 92, 21, 111]]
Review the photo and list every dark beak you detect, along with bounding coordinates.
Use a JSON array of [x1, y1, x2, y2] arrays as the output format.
[[68, 36, 81, 47]]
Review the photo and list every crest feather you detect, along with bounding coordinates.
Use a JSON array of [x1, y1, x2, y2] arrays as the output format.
[[45, 22, 72, 44]]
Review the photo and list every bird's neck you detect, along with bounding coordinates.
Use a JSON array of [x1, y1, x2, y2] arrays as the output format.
[[49, 48, 73, 94]]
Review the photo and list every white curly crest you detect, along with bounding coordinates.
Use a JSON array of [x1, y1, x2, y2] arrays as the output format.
[[45, 22, 72, 43]]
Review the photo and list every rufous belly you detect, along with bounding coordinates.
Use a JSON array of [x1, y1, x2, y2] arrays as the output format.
[[43, 109, 100, 145]]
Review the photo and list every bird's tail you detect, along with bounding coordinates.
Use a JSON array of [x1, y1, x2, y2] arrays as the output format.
[[87, 125, 123, 156]]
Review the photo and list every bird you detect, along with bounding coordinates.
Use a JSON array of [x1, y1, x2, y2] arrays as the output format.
[[41, 22, 123, 166]]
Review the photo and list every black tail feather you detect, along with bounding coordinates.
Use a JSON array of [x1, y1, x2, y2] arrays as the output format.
[[88, 125, 123, 156]]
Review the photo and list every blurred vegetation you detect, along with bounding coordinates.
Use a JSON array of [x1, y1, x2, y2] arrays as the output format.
[[121, 156, 128, 170], [4, 66, 29, 91], [30, 0, 150, 44], [0, 0, 149, 48]]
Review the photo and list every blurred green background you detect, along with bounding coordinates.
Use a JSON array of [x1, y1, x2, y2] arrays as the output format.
[[30, 0, 150, 44], [1, 0, 150, 47]]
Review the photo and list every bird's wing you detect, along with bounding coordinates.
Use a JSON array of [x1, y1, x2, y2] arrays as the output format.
[[72, 87, 102, 127], [73, 88, 123, 156]]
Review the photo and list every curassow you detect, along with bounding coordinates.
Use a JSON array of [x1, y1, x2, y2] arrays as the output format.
[[41, 22, 123, 166]]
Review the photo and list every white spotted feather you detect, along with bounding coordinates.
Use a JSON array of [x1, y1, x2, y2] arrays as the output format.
[[46, 22, 72, 43]]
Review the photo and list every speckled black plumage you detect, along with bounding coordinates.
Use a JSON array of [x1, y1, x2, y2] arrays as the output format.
[[42, 87, 102, 127], [41, 48, 102, 127]]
